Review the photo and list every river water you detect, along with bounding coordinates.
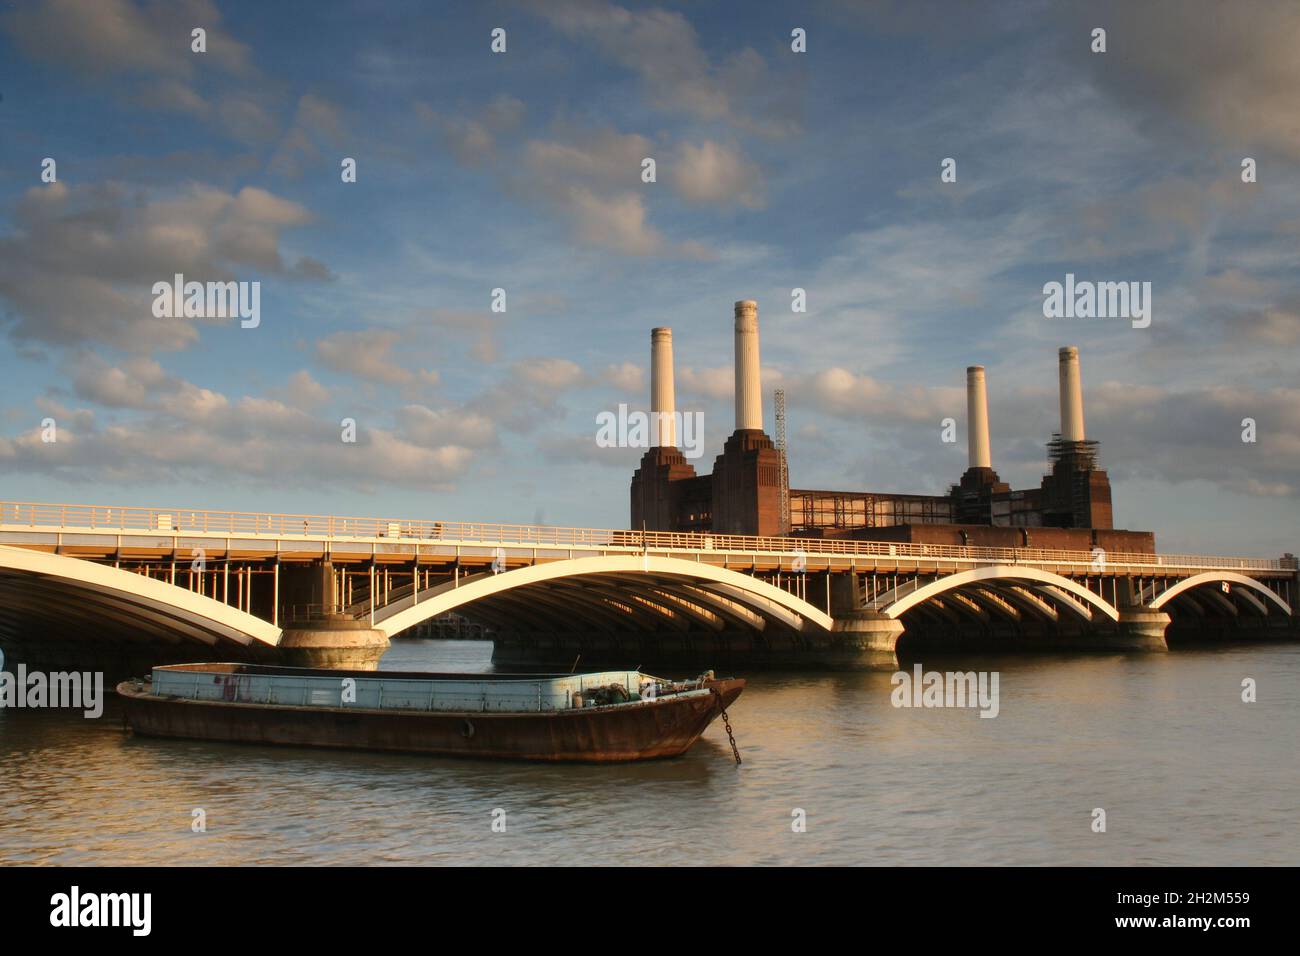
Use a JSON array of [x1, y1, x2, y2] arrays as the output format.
[[1, 639, 1296, 865]]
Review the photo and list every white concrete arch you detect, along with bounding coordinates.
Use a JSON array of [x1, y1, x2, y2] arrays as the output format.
[[945, 591, 993, 623], [0, 545, 282, 646], [966, 587, 1023, 624], [1032, 584, 1095, 622], [373, 555, 835, 638], [880, 565, 1121, 623], [1234, 589, 1270, 617], [641, 585, 731, 631], [1150, 572, 1291, 616], [999, 585, 1060, 623]]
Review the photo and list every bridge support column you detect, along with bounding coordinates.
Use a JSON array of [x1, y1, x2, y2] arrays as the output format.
[[277, 619, 390, 670], [1109, 577, 1169, 651], [1113, 607, 1171, 652], [828, 610, 906, 668], [272, 560, 390, 667], [278, 561, 339, 616]]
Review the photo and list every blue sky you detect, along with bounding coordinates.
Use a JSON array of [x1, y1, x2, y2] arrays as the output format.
[[1, 0, 1297, 555]]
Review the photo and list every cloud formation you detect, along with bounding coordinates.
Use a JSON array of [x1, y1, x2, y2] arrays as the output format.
[[533, 0, 802, 136], [315, 329, 441, 393], [0, 181, 326, 351], [1067, 0, 1300, 160], [3, 0, 254, 124]]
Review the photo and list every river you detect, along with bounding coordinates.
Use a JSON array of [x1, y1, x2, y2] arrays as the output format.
[[1, 639, 1296, 865]]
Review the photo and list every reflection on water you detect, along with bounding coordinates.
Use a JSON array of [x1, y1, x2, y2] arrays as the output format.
[[1, 639, 1297, 865]]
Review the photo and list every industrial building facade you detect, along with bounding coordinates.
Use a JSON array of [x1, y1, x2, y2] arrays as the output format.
[[631, 302, 1154, 553]]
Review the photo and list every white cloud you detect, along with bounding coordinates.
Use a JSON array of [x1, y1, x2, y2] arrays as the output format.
[[671, 141, 765, 208], [272, 370, 331, 410], [395, 404, 498, 449], [422, 93, 527, 168], [601, 361, 644, 392], [534, 0, 801, 136], [0, 181, 325, 351], [315, 329, 440, 393], [469, 358, 589, 433], [2, 0, 253, 117], [1070, 0, 1300, 160]]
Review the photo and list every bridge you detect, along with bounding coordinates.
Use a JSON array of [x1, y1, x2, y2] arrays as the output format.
[[1, 500, 1294, 671]]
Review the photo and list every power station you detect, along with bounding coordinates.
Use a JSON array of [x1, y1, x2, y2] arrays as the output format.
[[630, 300, 1155, 554]]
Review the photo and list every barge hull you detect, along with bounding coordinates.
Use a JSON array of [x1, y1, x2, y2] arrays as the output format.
[[118, 679, 744, 763]]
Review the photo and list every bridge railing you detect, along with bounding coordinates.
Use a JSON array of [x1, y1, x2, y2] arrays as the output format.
[[280, 603, 352, 623], [0, 500, 1287, 571]]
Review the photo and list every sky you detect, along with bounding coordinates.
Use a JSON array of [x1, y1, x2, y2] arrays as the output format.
[[0, 0, 1297, 556]]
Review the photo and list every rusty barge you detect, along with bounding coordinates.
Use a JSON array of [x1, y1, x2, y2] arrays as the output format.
[[117, 663, 744, 763]]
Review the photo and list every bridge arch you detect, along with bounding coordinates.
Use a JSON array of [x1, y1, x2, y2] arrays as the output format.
[[0, 545, 282, 648], [876, 565, 1121, 623], [1149, 572, 1291, 616], [373, 554, 834, 638]]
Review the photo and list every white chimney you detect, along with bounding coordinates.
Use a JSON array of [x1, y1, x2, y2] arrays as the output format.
[[966, 365, 991, 469], [650, 327, 676, 447], [734, 300, 762, 431], [1058, 346, 1085, 442]]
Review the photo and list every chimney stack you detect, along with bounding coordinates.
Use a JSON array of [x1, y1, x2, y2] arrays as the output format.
[[1058, 346, 1086, 442], [650, 327, 676, 447], [966, 366, 992, 469], [734, 299, 762, 431]]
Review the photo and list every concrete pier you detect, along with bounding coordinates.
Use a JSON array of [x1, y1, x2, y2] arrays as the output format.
[[1113, 607, 1172, 651], [828, 611, 907, 668], [277, 619, 390, 669]]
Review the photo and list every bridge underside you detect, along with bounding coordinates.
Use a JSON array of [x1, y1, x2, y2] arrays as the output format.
[[393, 563, 1296, 669], [0, 573, 276, 675], [370, 556, 841, 671], [0, 545, 283, 675], [467, 583, 827, 671], [869, 569, 1295, 659], [1160, 585, 1294, 646]]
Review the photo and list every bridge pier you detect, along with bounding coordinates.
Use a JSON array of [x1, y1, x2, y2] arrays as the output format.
[[273, 562, 389, 669], [827, 610, 906, 668], [1106, 579, 1169, 651], [277, 619, 390, 670], [1112, 607, 1171, 651]]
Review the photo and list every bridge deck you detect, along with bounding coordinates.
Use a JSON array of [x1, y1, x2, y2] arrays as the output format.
[[0, 501, 1289, 576]]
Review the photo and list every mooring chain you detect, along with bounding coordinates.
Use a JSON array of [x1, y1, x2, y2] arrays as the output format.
[[710, 688, 742, 766], [720, 705, 741, 765]]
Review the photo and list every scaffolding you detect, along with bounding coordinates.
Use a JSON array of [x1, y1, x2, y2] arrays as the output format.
[[774, 388, 790, 534], [1047, 434, 1101, 471], [789, 490, 954, 531]]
